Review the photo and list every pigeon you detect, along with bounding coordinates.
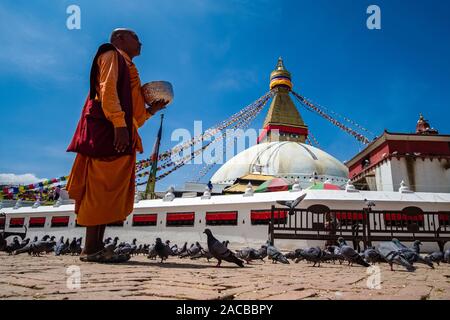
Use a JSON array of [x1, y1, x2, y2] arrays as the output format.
[[363, 247, 385, 265], [235, 247, 261, 264], [266, 241, 289, 264], [129, 239, 138, 255], [170, 244, 178, 255], [322, 250, 341, 263], [135, 244, 144, 255], [175, 242, 188, 256], [254, 244, 268, 262], [54, 236, 66, 256], [161, 241, 177, 256], [296, 247, 325, 266], [190, 242, 203, 256], [68, 237, 78, 255], [60, 238, 70, 255], [285, 248, 310, 263], [391, 239, 433, 269], [115, 243, 132, 255], [425, 252, 444, 266], [378, 241, 416, 272], [325, 246, 345, 264], [18, 237, 30, 249], [147, 243, 157, 260], [179, 242, 202, 258], [44, 236, 57, 253], [74, 237, 83, 255], [276, 194, 307, 215], [5, 237, 21, 255], [203, 229, 244, 267], [337, 237, 348, 246], [445, 248, 450, 264], [222, 240, 230, 248], [285, 250, 297, 260], [154, 238, 172, 263], [411, 240, 422, 254], [338, 238, 370, 267], [178, 243, 194, 258], [115, 238, 137, 255], [29, 237, 56, 256], [139, 244, 147, 255], [191, 248, 214, 262], [104, 237, 119, 253], [14, 236, 38, 255]]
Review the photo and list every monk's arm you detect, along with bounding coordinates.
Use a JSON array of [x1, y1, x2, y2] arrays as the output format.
[[134, 97, 152, 128], [97, 51, 127, 128]]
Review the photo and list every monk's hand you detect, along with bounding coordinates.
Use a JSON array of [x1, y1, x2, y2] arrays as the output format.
[[114, 127, 129, 153]]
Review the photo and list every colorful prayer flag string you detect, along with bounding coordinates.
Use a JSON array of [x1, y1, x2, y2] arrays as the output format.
[[291, 91, 370, 145]]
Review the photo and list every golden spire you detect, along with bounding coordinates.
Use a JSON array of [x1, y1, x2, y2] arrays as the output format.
[[276, 57, 285, 70], [259, 58, 308, 143], [270, 57, 293, 90]]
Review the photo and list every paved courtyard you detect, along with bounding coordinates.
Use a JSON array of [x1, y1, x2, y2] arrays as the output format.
[[0, 252, 449, 300]]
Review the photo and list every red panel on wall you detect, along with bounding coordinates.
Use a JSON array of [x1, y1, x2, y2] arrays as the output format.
[[250, 210, 287, 220], [384, 213, 424, 222], [51, 216, 70, 224], [9, 218, 24, 226], [166, 213, 195, 221], [335, 211, 364, 220], [206, 212, 237, 221], [29, 217, 46, 224], [133, 214, 157, 222]]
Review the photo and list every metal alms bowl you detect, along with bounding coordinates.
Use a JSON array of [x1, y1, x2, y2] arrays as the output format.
[[142, 81, 174, 106]]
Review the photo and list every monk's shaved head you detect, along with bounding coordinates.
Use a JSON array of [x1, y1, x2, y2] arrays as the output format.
[[110, 28, 142, 59], [110, 28, 136, 43]]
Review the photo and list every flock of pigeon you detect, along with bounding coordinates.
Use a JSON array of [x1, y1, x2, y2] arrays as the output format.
[[284, 238, 450, 272], [1, 235, 83, 256], [1, 230, 450, 271]]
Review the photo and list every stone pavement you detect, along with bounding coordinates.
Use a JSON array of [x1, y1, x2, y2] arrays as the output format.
[[0, 252, 449, 300]]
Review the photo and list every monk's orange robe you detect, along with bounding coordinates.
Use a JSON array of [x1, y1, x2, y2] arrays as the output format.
[[66, 49, 151, 226]]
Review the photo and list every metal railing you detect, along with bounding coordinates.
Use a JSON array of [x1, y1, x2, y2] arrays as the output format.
[[269, 205, 450, 252]]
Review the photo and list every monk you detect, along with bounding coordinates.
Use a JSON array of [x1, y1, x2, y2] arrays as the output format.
[[66, 29, 167, 262]]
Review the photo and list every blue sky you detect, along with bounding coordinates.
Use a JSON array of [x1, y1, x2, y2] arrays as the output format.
[[1, 0, 449, 191]]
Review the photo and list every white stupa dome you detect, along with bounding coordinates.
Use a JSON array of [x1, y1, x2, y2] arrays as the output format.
[[210, 141, 349, 186]]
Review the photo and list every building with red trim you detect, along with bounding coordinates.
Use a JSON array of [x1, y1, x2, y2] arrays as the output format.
[[346, 115, 450, 193]]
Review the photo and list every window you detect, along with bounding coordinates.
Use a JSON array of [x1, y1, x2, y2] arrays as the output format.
[[9, 218, 25, 228], [132, 214, 157, 227], [439, 213, 450, 227], [29, 217, 46, 228], [206, 211, 237, 226], [384, 212, 424, 228], [334, 211, 364, 226], [166, 212, 195, 227], [51, 216, 70, 228], [251, 210, 287, 225], [0, 216, 5, 229]]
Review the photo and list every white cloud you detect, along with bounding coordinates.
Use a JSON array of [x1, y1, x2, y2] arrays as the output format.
[[0, 173, 44, 186]]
